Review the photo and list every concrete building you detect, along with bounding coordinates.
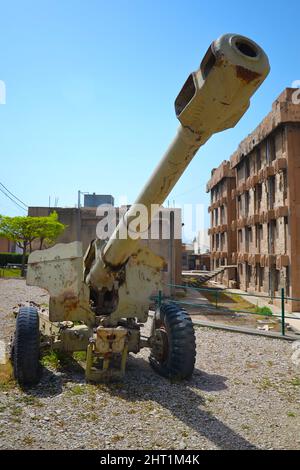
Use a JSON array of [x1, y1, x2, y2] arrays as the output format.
[[28, 205, 182, 290], [0, 237, 16, 253], [207, 88, 300, 311], [206, 160, 237, 285], [182, 243, 211, 271], [83, 193, 114, 208]]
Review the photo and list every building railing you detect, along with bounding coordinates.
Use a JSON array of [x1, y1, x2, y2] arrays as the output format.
[[154, 284, 300, 337]]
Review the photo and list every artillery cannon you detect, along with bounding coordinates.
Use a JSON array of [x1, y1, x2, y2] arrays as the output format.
[[12, 34, 269, 386]]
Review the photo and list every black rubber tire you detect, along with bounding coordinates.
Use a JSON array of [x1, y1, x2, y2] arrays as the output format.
[[13, 306, 40, 387], [149, 302, 196, 380]]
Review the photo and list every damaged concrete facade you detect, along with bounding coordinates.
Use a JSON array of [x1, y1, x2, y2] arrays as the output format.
[[206, 161, 237, 285], [207, 88, 300, 311]]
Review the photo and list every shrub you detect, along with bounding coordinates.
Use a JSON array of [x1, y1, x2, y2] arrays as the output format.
[[0, 252, 28, 267], [254, 305, 273, 316]]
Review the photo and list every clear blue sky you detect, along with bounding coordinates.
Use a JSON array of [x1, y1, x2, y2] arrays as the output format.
[[0, 0, 299, 236]]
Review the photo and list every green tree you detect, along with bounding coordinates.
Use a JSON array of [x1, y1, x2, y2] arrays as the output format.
[[0, 212, 65, 276]]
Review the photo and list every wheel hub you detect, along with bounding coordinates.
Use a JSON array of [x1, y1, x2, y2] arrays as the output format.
[[151, 328, 168, 363]]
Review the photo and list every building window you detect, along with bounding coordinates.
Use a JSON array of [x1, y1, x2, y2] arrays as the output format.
[[245, 159, 250, 179], [245, 191, 250, 216], [259, 266, 264, 289], [255, 184, 262, 213], [238, 229, 243, 250], [266, 136, 276, 164], [256, 147, 261, 171], [245, 227, 252, 252], [284, 216, 288, 254], [215, 208, 219, 226], [274, 269, 280, 292], [283, 170, 287, 201], [268, 176, 276, 209], [221, 205, 225, 224]]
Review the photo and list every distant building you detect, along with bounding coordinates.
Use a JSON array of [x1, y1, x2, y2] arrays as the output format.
[[207, 88, 300, 311], [28, 205, 182, 293], [84, 193, 114, 208], [0, 237, 16, 253], [193, 229, 210, 254], [182, 243, 211, 271]]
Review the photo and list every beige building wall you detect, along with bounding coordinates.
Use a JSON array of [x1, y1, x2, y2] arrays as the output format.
[[207, 88, 300, 311], [206, 161, 237, 286], [28, 206, 182, 294]]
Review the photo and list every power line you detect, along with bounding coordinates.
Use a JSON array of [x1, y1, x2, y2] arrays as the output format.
[[0, 181, 28, 209], [0, 186, 27, 212]]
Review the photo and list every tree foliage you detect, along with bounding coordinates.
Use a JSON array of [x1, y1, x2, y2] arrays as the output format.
[[0, 212, 66, 275]]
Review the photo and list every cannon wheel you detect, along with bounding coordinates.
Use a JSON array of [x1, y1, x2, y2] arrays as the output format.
[[12, 306, 40, 387], [149, 302, 196, 380]]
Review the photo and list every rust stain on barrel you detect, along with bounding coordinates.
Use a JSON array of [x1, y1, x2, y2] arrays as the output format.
[[236, 65, 260, 83]]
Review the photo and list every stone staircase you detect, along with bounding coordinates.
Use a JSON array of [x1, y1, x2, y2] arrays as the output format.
[[182, 265, 237, 286]]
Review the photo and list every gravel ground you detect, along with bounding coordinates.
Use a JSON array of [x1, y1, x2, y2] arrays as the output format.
[[0, 279, 300, 450]]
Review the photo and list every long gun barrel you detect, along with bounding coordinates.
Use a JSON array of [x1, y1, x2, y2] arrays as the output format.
[[86, 33, 269, 289]]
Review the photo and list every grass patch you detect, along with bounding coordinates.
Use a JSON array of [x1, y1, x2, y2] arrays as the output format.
[[41, 350, 76, 370], [73, 351, 86, 361], [289, 377, 300, 386], [253, 305, 273, 316], [69, 384, 85, 396], [10, 405, 22, 416], [19, 395, 43, 407], [287, 411, 296, 417], [0, 268, 21, 278], [258, 377, 274, 390], [196, 287, 275, 317], [41, 350, 61, 370], [0, 378, 16, 391], [23, 436, 35, 445]]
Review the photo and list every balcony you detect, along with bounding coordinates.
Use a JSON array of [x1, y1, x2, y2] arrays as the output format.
[[265, 254, 276, 267], [260, 254, 276, 267], [248, 253, 261, 266], [258, 168, 264, 183], [237, 182, 246, 195], [231, 252, 237, 263], [260, 254, 266, 267], [276, 255, 289, 269], [237, 216, 247, 229], [237, 253, 244, 263], [220, 224, 228, 233], [246, 177, 252, 191], [263, 165, 275, 179], [275, 206, 288, 218], [237, 253, 249, 262], [248, 214, 260, 225], [265, 209, 276, 222], [220, 251, 228, 259], [250, 175, 259, 187], [273, 157, 287, 173]]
